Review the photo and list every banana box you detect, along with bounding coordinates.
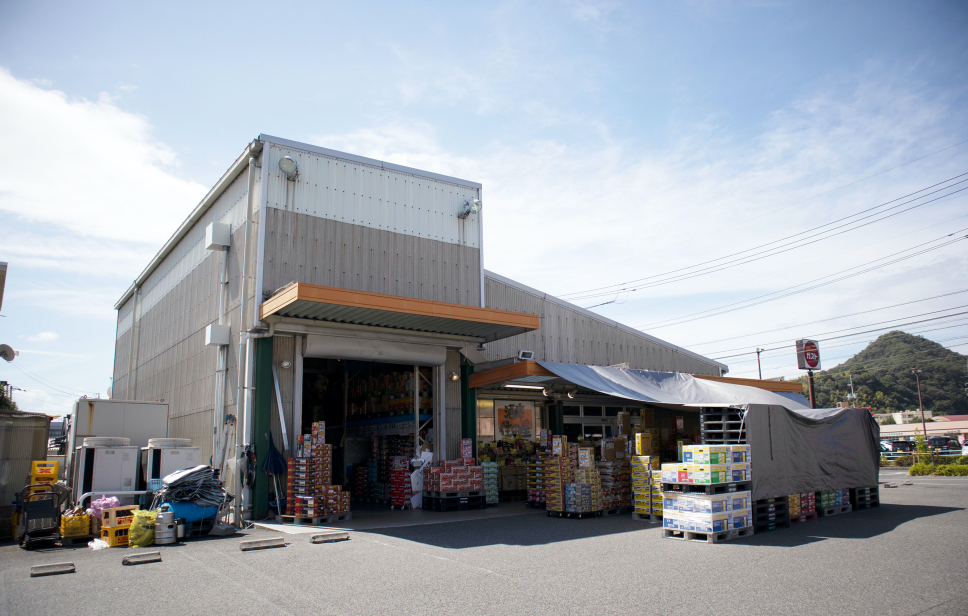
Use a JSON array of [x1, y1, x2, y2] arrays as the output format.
[[692, 465, 730, 485], [729, 510, 751, 529], [689, 494, 731, 514], [660, 464, 680, 483], [727, 490, 752, 511], [728, 463, 751, 482], [690, 512, 730, 534], [729, 444, 751, 463]]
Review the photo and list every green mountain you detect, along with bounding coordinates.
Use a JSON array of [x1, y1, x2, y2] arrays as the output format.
[[791, 330, 967, 413]]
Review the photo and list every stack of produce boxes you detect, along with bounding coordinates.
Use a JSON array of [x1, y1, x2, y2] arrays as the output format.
[[634, 429, 660, 457], [100, 505, 137, 547], [661, 444, 753, 537], [788, 492, 816, 522], [631, 455, 660, 517], [353, 465, 368, 503], [287, 421, 350, 518], [817, 488, 850, 513], [483, 462, 499, 504], [565, 447, 602, 514], [527, 454, 548, 507], [600, 460, 631, 510], [662, 491, 752, 534], [423, 459, 487, 493], [545, 436, 574, 513], [390, 456, 412, 508]]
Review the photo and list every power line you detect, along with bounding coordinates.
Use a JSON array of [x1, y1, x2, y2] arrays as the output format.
[[706, 305, 968, 357], [731, 340, 968, 379], [685, 289, 968, 348], [562, 173, 968, 301], [5, 362, 93, 397], [11, 391, 74, 408], [725, 325, 968, 367], [635, 229, 968, 330], [711, 310, 968, 360]]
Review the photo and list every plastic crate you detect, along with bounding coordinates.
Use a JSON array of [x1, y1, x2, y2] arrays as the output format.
[[101, 525, 130, 547], [60, 514, 91, 538]]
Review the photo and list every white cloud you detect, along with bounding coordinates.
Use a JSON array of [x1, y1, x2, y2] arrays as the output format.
[[313, 76, 968, 376], [0, 67, 207, 251], [26, 331, 58, 342]]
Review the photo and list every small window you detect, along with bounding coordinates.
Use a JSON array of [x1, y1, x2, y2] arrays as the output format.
[[563, 405, 581, 417], [583, 406, 603, 417], [605, 407, 623, 417]]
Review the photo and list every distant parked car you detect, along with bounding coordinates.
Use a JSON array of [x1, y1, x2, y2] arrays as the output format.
[[880, 440, 893, 452], [962, 442, 968, 456], [927, 436, 960, 451], [891, 441, 915, 453]]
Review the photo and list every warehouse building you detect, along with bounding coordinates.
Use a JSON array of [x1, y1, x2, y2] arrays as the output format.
[[111, 135, 746, 520]]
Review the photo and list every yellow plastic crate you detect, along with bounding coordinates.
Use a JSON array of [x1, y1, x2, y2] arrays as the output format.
[[60, 514, 90, 538], [31, 460, 60, 479], [101, 525, 130, 547]]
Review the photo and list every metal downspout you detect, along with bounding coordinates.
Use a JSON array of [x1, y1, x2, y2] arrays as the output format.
[[235, 157, 256, 525], [126, 285, 140, 400]]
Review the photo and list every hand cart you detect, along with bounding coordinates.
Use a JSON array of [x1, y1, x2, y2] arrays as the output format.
[[19, 484, 61, 550]]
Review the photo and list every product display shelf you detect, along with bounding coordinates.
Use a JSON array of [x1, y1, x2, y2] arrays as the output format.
[[661, 481, 752, 495], [663, 527, 754, 544]]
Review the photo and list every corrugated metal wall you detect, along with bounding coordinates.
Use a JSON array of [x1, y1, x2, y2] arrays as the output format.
[[264, 143, 481, 248], [111, 166, 260, 463], [482, 275, 721, 376], [262, 208, 481, 306], [0, 411, 50, 537]]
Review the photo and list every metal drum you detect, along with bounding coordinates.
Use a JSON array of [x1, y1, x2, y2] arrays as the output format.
[[155, 510, 176, 544]]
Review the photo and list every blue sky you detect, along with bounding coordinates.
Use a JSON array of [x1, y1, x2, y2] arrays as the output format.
[[1, 1, 967, 415]]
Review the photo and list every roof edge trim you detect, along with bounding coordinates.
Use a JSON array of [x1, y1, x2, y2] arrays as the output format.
[[259, 134, 482, 190]]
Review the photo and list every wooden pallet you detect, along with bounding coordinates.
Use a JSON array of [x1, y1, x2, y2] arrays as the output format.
[[632, 512, 662, 523], [547, 510, 603, 519], [423, 490, 484, 498], [663, 527, 754, 543], [789, 512, 818, 524], [276, 512, 353, 526], [662, 481, 752, 495], [852, 499, 880, 510], [818, 504, 852, 517]]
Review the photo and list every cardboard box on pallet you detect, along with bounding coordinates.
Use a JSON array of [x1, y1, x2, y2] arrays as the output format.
[[682, 445, 729, 465], [552, 436, 568, 457], [729, 444, 750, 463]]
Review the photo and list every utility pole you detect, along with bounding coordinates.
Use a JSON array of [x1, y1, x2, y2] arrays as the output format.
[[807, 370, 816, 408], [912, 368, 926, 444], [756, 348, 763, 380], [848, 374, 856, 406]]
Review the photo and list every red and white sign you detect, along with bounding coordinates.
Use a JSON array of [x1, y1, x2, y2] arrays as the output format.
[[796, 339, 821, 370]]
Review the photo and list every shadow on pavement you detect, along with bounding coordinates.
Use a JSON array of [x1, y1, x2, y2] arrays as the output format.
[[739, 503, 963, 547]]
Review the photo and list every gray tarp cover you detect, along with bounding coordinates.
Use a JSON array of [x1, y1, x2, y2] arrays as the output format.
[[535, 362, 877, 500], [746, 405, 880, 500], [536, 362, 809, 409]]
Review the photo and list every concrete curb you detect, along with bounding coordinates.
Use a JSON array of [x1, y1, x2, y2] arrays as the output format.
[[239, 537, 288, 551]]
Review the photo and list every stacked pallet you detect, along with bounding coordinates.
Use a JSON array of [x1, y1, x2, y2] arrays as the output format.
[[598, 460, 630, 511], [631, 455, 660, 520], [753, 496, 789, 532], [850, 486, 880, 510], [698, 408, 746, 444]]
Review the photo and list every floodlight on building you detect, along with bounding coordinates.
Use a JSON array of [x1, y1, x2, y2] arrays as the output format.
[[458, 198, 482, 219], [279, 156, 299, 180]]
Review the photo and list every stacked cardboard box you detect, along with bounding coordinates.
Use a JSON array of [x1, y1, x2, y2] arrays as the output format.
[[662, 491, 752, 533], [817, 488, 849, 509], [390, 457, 412, 508], [634, 430, 660, 457], [544, 456, 574, 512], [287, 421, 350, 517], [100, 505, 137, 547], [788, 492, 818, 521], [423, 459, 486, 493], [660, 445, 751, 485], [483, 462, 499, 504], [598, 460, 631, 509], [631, 455, 660, 515], [566, 450, 602, 513]]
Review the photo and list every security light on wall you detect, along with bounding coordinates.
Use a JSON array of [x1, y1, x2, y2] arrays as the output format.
[[458, 198, 483, 219], [279, 156, 299, 180]]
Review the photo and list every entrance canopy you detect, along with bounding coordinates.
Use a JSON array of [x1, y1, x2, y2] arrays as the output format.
[[513, 361, 811, 409], [260, 282, 539, 342]]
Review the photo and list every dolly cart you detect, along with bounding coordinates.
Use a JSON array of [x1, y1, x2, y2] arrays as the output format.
[[18, 485, 60, 550]]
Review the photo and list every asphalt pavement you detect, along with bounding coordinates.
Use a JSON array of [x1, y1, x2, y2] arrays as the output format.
[[2, 471, 966, 616]]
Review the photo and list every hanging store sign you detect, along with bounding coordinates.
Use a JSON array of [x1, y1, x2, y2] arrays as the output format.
[[796, 339, 821, 370], [496, 401, 535, 439]]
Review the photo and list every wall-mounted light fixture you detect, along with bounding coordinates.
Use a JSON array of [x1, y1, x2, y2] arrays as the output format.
[[458, 198, 483, 219], [449, 372, 460, 381], [279, 156, 299, 180]]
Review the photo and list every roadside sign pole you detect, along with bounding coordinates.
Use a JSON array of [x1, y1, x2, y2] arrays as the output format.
[[807, 370, 816, 409]]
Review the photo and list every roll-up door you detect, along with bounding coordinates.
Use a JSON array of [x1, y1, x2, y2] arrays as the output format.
[[302, 333, 447, 366]]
